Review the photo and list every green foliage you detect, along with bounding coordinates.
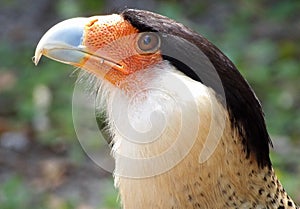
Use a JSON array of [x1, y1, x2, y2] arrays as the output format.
[[158, 1, 183, 20], [102, 180, 121, 209], [0, 176, 31, 209], [0, 44, 77, 143]]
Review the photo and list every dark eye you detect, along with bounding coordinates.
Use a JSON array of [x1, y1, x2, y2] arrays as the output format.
[[136, 32, 161, 54]]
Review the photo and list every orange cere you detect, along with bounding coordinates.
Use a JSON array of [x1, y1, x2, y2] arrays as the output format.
[[81, 15, 162, 85]]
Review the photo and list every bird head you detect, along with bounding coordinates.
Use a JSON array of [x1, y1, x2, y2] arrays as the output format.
[[34, 13, 164, 89]]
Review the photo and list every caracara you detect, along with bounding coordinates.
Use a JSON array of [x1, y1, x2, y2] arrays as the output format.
[[34, 9, 298, 209]]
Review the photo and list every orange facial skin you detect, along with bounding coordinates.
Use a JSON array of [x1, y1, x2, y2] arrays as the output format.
[[80, 16, 162, 86]]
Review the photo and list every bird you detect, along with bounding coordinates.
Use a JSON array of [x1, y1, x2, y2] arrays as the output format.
[[34, 9, 299, 209]]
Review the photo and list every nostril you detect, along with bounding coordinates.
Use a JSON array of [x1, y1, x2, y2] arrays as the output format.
[[87, 19, 98, 27]]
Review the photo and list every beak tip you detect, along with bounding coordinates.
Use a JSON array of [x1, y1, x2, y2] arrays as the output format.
[[34, 58, 39, 66], [33, 50, 42, 66]]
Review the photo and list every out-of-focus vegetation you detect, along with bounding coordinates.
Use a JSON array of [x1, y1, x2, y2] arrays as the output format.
[[0, 0, 299, 208]]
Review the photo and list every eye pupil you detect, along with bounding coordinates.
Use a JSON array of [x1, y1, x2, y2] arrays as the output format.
[[143, 35, 152, 45]]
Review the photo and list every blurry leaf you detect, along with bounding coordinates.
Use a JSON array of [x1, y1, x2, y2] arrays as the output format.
[[267, 1, 300, 21], [0, 176, 31, 209], [245, 39, 277, 66], [102, 181, 120, 209], [246, 65, 270, 84], [279, 41, 299, 59], [45, 195, 75, 209], [57, 0, 81, 18], [79, 0, 104, 14], [275, 59, 300, 79], [158, 1, 182, 20]]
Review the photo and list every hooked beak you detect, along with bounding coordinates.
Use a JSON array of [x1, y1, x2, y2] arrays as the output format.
[[34, 17, 88, 66], [34, 15, 124, 77]]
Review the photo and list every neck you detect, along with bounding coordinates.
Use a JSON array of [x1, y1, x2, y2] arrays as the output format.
[[103, 66, 297, 209], [115, 115, 297, 208]]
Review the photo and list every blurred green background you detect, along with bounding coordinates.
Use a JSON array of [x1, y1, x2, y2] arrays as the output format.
[[0, 0, 299, 208]]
